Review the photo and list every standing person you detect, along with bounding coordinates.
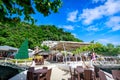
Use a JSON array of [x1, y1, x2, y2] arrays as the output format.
[[92, 52, 96, 61], [31, 58, 36, 67]]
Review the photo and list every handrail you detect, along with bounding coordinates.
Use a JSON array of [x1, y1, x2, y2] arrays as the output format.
[[0, 58, 28, 70], [0, 61, 29, 70]]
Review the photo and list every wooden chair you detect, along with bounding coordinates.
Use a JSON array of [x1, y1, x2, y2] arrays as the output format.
[[98, 70, 107, 80], [76, 66, 84, 80], [28, 67, 34, 72], [45, 69, 52, 80], [42, 67, 48, 77], [77, 66, 83, 68], [69, 66, 78, 80], [84, 69, 96, 80], [112, 70, 120, 80], [27, 71, 37, 80], [94, 66, 100, 78], [40, 69, 52, 80], [43, 67, 48, 69]]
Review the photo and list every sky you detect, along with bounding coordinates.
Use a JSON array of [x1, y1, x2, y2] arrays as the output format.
[[32, 0, 120, 45]]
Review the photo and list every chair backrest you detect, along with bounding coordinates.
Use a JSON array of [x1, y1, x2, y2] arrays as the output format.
[[43, 67, 48, 69], [98, 70, 107, 80], [27, 71, 34, 80], [28, 67, 34, 72], [112, 70, 120, 80], [77, 66, 83, 68], [69, 66, 73, 76], [69, 66, 75, 76], [77, 71, 81, 80], [94, 66, 100, 78], [45, 69, 52, 80], [84, 69, 93, 80]]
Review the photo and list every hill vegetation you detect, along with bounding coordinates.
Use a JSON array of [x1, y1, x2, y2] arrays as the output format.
[[0, 22, 82, 49], [0, 22, 120, 56], [73, 42, 120, 56]]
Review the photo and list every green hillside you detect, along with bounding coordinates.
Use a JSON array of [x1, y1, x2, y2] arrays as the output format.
[[0, 22, 83, 49]]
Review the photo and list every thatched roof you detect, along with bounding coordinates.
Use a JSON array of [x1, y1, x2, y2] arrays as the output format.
[[50, 41, 90, 51]]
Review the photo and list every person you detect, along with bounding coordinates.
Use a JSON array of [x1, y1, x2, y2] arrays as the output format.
[[92, 52, 96, 61], [31, 59, 36, 67]]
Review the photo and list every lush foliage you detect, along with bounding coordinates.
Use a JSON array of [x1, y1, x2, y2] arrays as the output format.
[[0, 0, 62, 23], [74, 42, 120, 56], [41, 45, 49, 51], [0, 22, 82, 49]]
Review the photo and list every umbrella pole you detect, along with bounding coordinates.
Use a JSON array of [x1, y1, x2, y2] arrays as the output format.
[[63, 42, 67, 63]]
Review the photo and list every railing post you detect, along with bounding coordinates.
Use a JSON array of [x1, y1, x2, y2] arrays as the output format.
[[15, 60, 18, 64]]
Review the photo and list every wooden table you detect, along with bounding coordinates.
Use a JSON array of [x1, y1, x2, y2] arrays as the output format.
[[75, 67, 96, 80], [75, 67, 84, 80], [34, 69, 47, 80], [75, 67, 84, 73]]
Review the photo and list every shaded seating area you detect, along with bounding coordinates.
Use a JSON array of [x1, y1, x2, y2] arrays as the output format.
[[27, 67, 52, 80], [0, 45, 18, 58]]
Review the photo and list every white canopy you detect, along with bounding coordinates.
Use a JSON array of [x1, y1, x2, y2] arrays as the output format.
[[0, 45, 18, 51]]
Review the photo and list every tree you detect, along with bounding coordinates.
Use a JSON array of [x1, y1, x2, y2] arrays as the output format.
[[90, 40, 94, 43], [0, 0, 62, 23], [0, 23, 82, 49], [41, 45, 49, 51], [107, 43, 114, 48]]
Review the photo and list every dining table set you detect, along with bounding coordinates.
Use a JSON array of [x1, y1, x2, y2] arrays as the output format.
[[70, 65, 120, 80], [27, 67, 51, 80], [69, 66, 96, 80], [33, 68, 48, 80]]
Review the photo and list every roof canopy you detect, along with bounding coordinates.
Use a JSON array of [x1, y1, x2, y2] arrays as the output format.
[[50, 41, 90, 51], [0, 45, 18, 51]]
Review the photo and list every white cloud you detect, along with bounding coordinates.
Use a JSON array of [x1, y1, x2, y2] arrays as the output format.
[[67, 10, 78, 22], [79, 0, 120, 25], [86, 26, 99, 31], [92, 0, 106, 3], [60, 25, 74, 30], [97, 38, 110, 44], [97, 38, 120, 45], [106, 16, 120, 31]]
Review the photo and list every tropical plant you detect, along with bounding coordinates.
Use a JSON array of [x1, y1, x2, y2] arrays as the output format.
[[0, 22, 82, 49], [74, 42, 120, 56], [0, 0, 62, 24]]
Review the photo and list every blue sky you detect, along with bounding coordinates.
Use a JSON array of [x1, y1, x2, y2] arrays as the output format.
[[32, 0, 120, 45]]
